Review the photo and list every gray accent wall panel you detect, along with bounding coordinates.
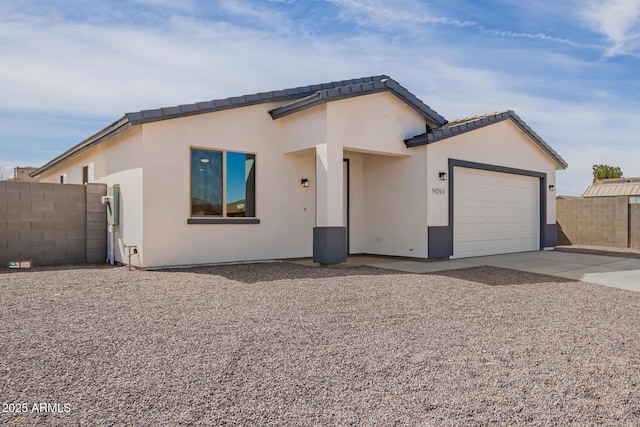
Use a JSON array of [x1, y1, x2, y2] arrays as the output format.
[[313, 226, 347, 264], [187, 218, 260, 224], [544, 223, 558, 247], [428, 226, 453, 258]]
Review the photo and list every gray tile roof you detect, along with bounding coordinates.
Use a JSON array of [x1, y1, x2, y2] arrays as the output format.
[[33, 75, 444, 177], [582, 178, 640, 197], [267, 78, 447, 127], [126, 75, 399, 125], [404, 110, 568, 169]]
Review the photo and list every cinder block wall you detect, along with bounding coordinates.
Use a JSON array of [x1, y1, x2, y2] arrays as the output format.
[[557, 196, 629, 248], [631, 204, 640, 249], [0, 182, 107, 267]]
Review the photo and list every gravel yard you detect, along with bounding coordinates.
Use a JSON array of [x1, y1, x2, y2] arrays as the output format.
[[2, 262, 640, 426]]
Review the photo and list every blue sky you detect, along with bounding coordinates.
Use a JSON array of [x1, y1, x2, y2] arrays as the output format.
[[1, 0, 639, 195]]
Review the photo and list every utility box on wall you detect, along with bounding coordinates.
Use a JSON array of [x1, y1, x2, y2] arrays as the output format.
[[106, 185, 120, 225]]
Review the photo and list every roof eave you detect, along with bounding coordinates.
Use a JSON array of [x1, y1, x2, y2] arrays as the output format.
[[509, 115, 568, 170], [30, 116, 132, 178], [268, 79, 447, 127], [404, 111, 568, 170], [382, 79, 447, 127], [268, 92, 326, 120]]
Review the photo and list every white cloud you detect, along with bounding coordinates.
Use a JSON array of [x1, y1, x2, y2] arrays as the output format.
[[328, 0, 477, 29], [581, 0, 640, 57]]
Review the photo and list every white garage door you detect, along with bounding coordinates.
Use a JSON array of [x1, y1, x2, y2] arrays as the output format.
[[453, 167, 539, 258]]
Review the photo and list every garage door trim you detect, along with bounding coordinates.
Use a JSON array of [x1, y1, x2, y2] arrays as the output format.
[[427, 159, 548, 258]]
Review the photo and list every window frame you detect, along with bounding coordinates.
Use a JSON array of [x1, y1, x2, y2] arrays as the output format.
[[188, 147, 259, 224]]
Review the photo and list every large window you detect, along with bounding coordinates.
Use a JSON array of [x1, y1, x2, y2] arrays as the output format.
[[191, 149, 256, 217]]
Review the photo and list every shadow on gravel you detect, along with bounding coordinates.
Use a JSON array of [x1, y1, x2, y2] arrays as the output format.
[[430, 265, 578, 286], [555, 247, 640, 260], [162, 261, 402, 284], [0, 264, 118, 275]]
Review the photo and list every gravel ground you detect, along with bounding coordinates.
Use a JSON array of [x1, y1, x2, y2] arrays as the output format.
[[2, 262, 640, 426]]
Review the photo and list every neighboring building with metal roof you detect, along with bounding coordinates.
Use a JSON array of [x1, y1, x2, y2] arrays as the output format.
[[30, 75, 567, 268], [582, 178, 640, 198]]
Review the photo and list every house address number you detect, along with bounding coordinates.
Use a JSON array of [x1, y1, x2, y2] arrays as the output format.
[[432, 188, 445, 195]]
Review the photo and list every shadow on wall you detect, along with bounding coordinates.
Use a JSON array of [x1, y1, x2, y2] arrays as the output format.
[[429, 266, 577, 286], [557, 222, 572, 246], [161, 262, 403, 284]]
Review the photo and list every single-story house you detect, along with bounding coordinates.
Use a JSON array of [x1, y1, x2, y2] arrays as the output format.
[[31, 75, 567, 269]]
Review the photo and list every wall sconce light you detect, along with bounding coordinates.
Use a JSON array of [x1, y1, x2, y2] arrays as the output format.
[[548, 184, 555, 192], [439, 172, 447, 181], [301, 178, 310, 188]]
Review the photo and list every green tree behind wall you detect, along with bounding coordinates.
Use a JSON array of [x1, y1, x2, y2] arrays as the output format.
[[592, 164, 623, 182]]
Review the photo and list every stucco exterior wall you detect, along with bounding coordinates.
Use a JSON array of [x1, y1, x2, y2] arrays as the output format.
[[361, 151, 429, 257], [37, 127, 144, 266], [327, 92, 423, 156], [140, 104, 316, 267], [425, 120, 559, 229], [278, 106, 327, 154]]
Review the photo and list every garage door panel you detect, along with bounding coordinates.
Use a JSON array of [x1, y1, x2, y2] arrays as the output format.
[[453, 167, 539, 259]]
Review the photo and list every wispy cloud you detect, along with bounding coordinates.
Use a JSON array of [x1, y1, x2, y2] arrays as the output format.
[[218, 0, 292, 32], [581, 0, 640, 57], [328, 0, 607, 51], [131, 0, 194, 11]]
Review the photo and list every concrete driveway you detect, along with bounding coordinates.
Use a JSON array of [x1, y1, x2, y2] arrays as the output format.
[[358, 251, 640, 292]]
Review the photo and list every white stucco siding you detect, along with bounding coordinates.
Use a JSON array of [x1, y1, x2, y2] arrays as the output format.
[[426, 120, 558, 228], [327, 92, 425, 156], [37, 128, 145, 266], [278, 106, 327, 154], [139, 104, 316, 268], [362, 151, 429, 258]]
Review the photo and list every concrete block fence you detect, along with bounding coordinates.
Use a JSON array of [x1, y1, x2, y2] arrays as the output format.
[[557, 196, 640, 249], [0, 181, 107, 267]]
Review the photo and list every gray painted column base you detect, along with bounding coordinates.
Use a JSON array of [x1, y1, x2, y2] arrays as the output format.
[[545, 223, 558, 247], [313, 226, 347, 264], [428, 226, 453, 258]]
